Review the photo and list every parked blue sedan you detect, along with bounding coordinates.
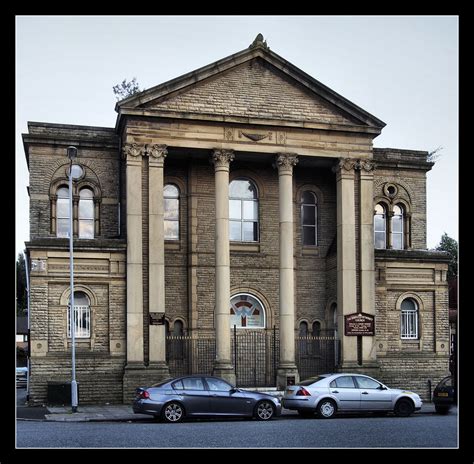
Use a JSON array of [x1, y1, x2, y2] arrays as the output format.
[[133, 375, 281, 423]]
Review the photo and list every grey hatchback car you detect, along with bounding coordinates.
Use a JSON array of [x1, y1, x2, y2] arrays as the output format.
[[282, 373, 422, 418], [133, 375, 281, 422]]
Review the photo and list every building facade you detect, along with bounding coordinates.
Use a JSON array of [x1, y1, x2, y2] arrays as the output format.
[[23, 36, 450, 404]]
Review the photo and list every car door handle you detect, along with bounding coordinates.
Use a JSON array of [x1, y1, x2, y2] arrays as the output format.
[[331, 390, 339, 394], [361, 391, 369, 395]]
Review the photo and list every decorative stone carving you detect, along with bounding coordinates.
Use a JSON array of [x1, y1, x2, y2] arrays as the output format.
[[224, 128, 234, 141], [239, 131, 270, 142], [274, 153, 299, 173], [146, 144, 168, 163], [332, 157, 358, 173], [249, 33, 269, 50], [358, 159, 376, 172], [211, 149, 235, 169], [122, 142, 144, 159]]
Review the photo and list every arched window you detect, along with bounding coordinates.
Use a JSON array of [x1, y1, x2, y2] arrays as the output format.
[[301, 191, 318, 246], [79, 188, 94, 239], [230, 293, 265, 328], [391, 204, 404, 250], [68, 291, 91, 339], [299, 321, 308, 336], [56, 186, 70, 238], [229, 179, 259, 242], [173, 320, 184, 336], [400, 298, 418, 339], [374, 203, 387, 249], [312, 321, 321, 336], [164, 184, 180, 240]]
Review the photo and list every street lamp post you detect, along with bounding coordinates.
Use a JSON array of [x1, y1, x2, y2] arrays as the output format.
[[67, 145, 78, 413]]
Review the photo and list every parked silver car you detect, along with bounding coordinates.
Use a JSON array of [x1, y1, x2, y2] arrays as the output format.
[[133, 375, 281, 423], [282, 373, 422, 418], [16, 367, 28, 388]]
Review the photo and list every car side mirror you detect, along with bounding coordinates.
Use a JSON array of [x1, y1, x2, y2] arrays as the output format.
[[378, 385, 388, 390], [230, 387, 239, 394]]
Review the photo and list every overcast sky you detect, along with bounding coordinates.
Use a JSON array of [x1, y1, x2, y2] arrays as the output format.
[[15, 15, 458, 256]]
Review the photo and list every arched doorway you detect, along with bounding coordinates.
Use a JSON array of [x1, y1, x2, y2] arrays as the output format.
[[230, 293, 276, 387]]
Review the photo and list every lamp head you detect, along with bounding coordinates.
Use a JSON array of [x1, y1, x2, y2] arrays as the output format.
[[67, 146, 78, 160]]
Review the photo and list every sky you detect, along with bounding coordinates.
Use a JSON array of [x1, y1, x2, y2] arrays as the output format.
[[15, 15, 459, 256]]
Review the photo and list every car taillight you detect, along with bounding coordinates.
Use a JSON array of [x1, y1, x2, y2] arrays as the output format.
[[296, 387, 311, 396], [140, 390, 150, 399]]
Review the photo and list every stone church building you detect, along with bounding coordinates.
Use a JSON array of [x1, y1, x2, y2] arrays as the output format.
[[23, 35, 450, 404]]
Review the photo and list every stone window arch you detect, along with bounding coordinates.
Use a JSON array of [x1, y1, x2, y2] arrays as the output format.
[[374, 202, 388, 249], [391, 203, 404, 250], [67, 291, 91, 339]]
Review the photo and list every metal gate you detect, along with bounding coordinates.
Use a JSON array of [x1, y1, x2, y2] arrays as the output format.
[[231, 327, 279, 387], [166, 329, 339, 387]]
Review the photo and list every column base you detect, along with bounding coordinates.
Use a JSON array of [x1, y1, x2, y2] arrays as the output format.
[[212, 363, 236, 386], [276, 365, 300, 390]]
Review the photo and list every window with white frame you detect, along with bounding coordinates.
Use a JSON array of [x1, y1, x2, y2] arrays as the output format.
[[56, 186, 70, 238], [391, 204, 404, 250], [400, 298, 418, 339], [67, 291, 91, 338], [164, 184, 180, 240], [79, 188, 94, 239], [229, 178, 259, 242], [301, 191, 318, 246], [374, 203, 386, 249]]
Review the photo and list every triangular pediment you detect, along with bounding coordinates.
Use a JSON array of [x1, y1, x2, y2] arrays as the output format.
[[140, 59, 358, 125], [117, 42, 385, 131]]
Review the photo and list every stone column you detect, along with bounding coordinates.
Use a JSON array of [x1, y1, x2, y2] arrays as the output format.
[[275, 153, 300, 388], [147, 144, 169, 375], [359, 160, 377, 364], [123, 143, 145, 364], [211, 149, 236, 384], [334, 158, 358, 366]]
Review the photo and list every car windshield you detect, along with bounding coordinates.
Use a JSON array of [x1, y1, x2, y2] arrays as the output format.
[[299, 376, 328, 386], [440, 377, 453, 387]]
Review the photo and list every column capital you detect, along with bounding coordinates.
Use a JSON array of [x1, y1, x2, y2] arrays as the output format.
[[358, 159, 376, 173], [146, 144, 168, 166], [211, 149, 235, 170], [332, 157, 358, 174], [274, 153, 299, 174], [122, 142, 146, 161]]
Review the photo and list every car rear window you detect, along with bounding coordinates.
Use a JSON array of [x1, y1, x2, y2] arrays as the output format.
[[151, 378, 173, 388], [299, 376, 328, 386]]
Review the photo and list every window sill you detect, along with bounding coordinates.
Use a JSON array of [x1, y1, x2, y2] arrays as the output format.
[[230, 242, 260, 253], [165, 241, 181, 251], [301, 246, 320, 256]]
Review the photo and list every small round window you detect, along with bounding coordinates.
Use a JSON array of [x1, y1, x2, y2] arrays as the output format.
[[383, 183, 398, 198], [230, 294, 265, 329]]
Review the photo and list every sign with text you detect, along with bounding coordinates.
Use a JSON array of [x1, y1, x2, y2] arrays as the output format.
[[344, 313, 375, 336]]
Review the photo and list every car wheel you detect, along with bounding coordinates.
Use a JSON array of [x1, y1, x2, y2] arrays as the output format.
[[317, 399, 337, 419], [435, 404, 451, 415], [394, 398, 415, 417], [297, 410, 315, 418], [162, 401, 185, 423], [254, 400, 275, 421]]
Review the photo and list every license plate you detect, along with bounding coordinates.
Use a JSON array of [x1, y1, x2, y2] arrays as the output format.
[[437, 392, 449, 397]]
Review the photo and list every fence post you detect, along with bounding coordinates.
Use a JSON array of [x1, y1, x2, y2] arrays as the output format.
[[233, 325, 237, 383]]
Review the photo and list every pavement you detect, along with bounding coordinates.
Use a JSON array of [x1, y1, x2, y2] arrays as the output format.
[[16, 387, 449, 422]]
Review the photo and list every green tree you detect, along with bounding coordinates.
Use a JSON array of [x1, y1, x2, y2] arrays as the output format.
[[435, 233, 458, 280], [16, 252, 27, 315], [112, 77, 143, 101]]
